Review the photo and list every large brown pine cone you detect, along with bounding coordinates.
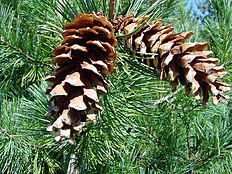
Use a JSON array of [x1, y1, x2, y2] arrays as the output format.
[[112, 14, 230, 107], [46, 12, 117, 142]]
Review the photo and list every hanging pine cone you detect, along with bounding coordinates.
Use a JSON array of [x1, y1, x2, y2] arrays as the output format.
[[112, 14, 230, 107], [46, 12, 117, 142]]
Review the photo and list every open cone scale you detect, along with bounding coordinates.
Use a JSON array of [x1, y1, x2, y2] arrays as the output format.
[[112, 14, 229, 107], [46, 12, 117, 142], [46, 12, 229, 142]]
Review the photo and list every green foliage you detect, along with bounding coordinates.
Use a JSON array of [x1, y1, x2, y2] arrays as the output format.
[[198, 0, 232, 61], [0, 83, 66, 174], [0, 0, 231, 173], [0, 1, 52, 95]]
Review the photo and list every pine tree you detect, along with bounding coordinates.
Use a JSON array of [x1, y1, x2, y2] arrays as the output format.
[[0, 0, 231, 173]]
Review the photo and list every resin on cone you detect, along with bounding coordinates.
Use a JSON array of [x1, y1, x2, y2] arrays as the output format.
[[46, 12, 117, 142]]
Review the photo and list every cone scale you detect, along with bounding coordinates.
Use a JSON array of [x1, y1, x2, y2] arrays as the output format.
[[112, 14, 230, 107], [46, 12, 117, 141], [46, 12, 229, 141]]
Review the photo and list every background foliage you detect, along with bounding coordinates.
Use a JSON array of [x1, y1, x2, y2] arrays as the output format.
[[0, 0, 231, 173]]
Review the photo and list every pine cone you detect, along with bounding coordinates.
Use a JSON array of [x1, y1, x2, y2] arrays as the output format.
[[113, 14, 230, 107], [46, 12, 117, 142]]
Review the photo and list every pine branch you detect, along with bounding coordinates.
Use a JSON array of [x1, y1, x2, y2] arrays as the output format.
[[187, 132, 193, 174], [0, 127, 45, 149], [225, 60, 232, 66], [198, 147, 219, 163], [187, 134, 191, 160], [146, 127, 187, 160], [0, 38, 53, 68], [152, 86, 184, 106], [0, 127, 13, 139], [67, 153, 79, 174], [109, 0, 115, 20]]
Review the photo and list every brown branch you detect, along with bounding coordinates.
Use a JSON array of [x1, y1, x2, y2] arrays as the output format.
[[145, 127, 187, 160], [163, 144, 187, 160], [198, 147, 219, 163], [153, 137, 187, 160], [182, 116, 193, 174], [187, 135, 191, 159], [0, 127, 13, 139], [0, 38, 39, 62], [109, 0, 115, 20], [153, 86, 184, 106], [0, 38, 53, 68], [0, 127, 49, 149]]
